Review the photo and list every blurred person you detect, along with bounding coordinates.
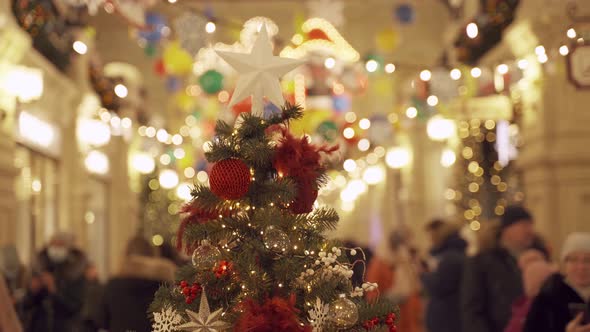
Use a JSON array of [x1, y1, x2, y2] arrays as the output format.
[[96, 236, 176, 332], [0, 245, 26, 298], [159, 241, 188, 267], [80, 262, 103, 332], [524, 232, 590, 332], [504, 249, 557, 332], [517, 248, 546, 271], [0, 245, 26, 320], [367, 226, 423, 332], [421, 219, 467, 332], [22, 232, 88, 332], [0, 276, 23, 332], [461, 205, 537, 332], [342, 240, 374, 288]]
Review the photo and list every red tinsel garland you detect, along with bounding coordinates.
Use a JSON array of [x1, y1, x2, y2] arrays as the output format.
[[233, 295, 312, 332], [176, 204, 220, 253]]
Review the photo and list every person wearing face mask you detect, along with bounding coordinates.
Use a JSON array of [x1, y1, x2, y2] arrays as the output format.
[[523, 232, 590, 332], [22, 232, 88, 332]]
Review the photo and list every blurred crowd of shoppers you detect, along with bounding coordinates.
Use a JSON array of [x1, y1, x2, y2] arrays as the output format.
[[1, 205, 589, 332], [364, 205, 590, 332], [0, 233, 183, 332]]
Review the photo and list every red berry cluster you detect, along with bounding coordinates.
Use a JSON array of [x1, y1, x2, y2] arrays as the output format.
[[214, 260, 232, 278], [385, 313, 397, 332], [362, 317, 380, 330], [179, 280, 202, 304], [362, 313, 397, 331]]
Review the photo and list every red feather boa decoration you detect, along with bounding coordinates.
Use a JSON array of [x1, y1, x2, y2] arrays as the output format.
[[233, 295, 312, 332], [176, 203, 220, 254], [273, 129, 338, 214]]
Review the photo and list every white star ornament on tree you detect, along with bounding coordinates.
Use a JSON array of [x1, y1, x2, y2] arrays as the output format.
[[216, 24, 304, 115]]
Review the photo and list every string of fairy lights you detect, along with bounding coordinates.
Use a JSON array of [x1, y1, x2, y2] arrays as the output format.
[[80, 13, 585, 235]]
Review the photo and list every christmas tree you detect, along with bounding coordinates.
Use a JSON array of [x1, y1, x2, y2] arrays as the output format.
[[149, 26, 398, 332], [452, 119, 523, 228]]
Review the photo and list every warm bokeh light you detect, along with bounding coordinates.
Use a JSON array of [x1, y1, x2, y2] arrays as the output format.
[[184, 167, 195, 178], [85, 150, 109, 175], [343, 127, 355, 139], [386, 147, 410, 169], [427, 115, 456, 141], [385, 63, 396, 73], [363, 165, 385, 185], [365, 59, 378, 72], [359, 118, 371, 130], [73, 41, 88, 55], [466, 22, 478, 39], [176, 183, 192, 201], [357, 138, 370, 151], [343, 159, 357, 172], [406, 107, 418, 119], [159, 169, 179, 189], [440, 149, 456, 168], [420, 70, 432, 81], [324, 57, 336, 69], [114, 84, 128, 98], [131, 153, 155, 174]]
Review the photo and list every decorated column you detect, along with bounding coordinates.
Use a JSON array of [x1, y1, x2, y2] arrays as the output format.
[[0, 3, 32, 246], [516, 5, 590, 250]]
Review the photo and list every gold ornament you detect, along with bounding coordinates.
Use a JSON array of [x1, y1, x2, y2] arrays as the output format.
[[328, 295, 358, 328], [177, 289, 228, 332]]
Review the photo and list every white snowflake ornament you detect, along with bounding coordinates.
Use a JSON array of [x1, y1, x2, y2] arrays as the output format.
[[308, 297, 330, 332], [152, 306, 183, 332]]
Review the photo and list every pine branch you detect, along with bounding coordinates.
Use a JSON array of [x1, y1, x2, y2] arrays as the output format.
[[215, 120, 234, 139], [189, 185, 226, 210], [240, 139, 274, 169], [205, 139, 241, 162], [267, 102, 304, 125], [304, 207, 339, 232], [237, 113, 267, 140], [249, 177, 296, 207], [183, 220, 234, 246]]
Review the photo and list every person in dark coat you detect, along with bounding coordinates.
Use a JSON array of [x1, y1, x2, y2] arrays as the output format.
[[96, 236, 176, 332], [421, 219, 467, 332], [22, 232, 88, 332], [80, 262, 104, 332], [524, 232, 590, 332], [461, 206, 537, 332]]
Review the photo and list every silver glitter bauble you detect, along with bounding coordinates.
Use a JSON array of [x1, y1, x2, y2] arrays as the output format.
[[263, 226, 290, 253], [191, 240, 221, 270]]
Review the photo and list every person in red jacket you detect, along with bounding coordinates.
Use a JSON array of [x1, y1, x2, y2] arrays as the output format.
[[504, 249, 557, 332]]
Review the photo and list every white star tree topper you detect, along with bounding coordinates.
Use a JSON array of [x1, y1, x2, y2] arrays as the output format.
[[216, 24, 304, 116], [177, 289, 228, 332]]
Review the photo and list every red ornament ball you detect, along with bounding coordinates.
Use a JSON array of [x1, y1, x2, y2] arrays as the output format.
[[209, 159, 251, 200]]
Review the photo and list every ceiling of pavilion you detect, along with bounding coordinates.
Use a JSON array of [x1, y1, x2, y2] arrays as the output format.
[[89, 0, 452, 124]]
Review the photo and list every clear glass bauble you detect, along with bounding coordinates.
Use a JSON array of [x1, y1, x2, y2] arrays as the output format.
[[263, 226, 290, 253], [329, 296, 359, 328], [191, 240, 221, 270]]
